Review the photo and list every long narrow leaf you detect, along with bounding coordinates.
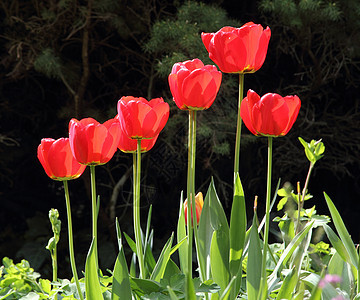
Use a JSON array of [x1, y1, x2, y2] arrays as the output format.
[[150, 233, 174, 282], [112, 220, 132, 300], [85, 238, 104, 300], [324, 192, 358, 269], [210, 230, 230, 292], [177, 191, 188, 274], [275, 267, 298, 300], [111, 247, 132, 300], [198, 179, 229, 280], [246, 213, 262, 300]]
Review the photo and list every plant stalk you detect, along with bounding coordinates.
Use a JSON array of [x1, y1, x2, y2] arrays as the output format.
[[260, 136, 273, 298], [295, 162, 314, 234], [134, 139, 146, 278], [63, 180, 84, 300], [234, 73, 244, 182], [89, 165, 98, 269]]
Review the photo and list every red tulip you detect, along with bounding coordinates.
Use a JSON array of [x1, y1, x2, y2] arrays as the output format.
[[69, 117, 121, 165], [184, 192, 204, 226], [117, 96, 169, 139], [37, 138, 86, 180], [115, 115, 159, 153], [168, 58, 222, 110], [201, 22, 271, 74], [240, 89, 301, 137]]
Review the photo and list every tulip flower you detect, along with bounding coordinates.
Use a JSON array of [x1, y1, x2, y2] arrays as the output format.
[[37, 138, 86, 180], [115, 115, 158, 153], [240, 89, 301, 137], [37, 137, 85, 299], [117, 96, 169, 140], [184, 192, 204, 226], [168, 58, 222, 110], [69, 117, 121, 165], [201, 22, 271, 74]]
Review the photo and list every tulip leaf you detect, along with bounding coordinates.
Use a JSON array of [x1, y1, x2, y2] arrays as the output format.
[[176, 191, 188, 273], [150, 233, 174, 282], [85, 238, 104, 300], [198, 178, 229, 280], [246, 212, 262, 300], [112, 218, 132, 299], [111, 244, 132, 300], [275, 267, 298, 300], [322, 224, 351, 265], [324, 192, 358, 269], [210, 229, 230, 293], [229, 174, 246, 296]]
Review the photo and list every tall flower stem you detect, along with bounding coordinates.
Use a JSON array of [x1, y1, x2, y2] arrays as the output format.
[[234, 73, 244, 182], [89, 165, 98, 268], [63, 181, 84, 300], [186, 110, 197, 298], [260, 136, 273, 297], [134, 139, 146, 279]]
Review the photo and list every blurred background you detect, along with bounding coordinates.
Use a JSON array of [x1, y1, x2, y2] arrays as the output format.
[[1, 0, 359, 279]]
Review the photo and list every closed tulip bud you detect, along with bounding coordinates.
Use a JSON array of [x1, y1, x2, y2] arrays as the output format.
[[184, 192, 204, 226]]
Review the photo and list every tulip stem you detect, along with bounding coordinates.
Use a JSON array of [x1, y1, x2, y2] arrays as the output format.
[[63, 180, 84, 300], [260, 136, 273, 298], [134, 139, 146, 279], [234, 73, 244, 182], [185, 110, 197, 298], [89, 165, 98, 269]]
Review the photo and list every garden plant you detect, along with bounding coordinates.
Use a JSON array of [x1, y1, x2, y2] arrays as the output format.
[[1, 21, 359, 300]]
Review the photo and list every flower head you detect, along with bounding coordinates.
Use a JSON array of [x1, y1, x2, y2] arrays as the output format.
[[69, 117, 121, 165], [240, 89, 301, 137], [168, 58, 222, 110], [117, 96, 169, 139], [202, 22, 271, 74], [37, 138, 86, 180], [184, 192, 204, 226]]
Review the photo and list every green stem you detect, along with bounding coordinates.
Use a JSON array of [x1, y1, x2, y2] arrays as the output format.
[[185, 110, 196, 299], [134, 139, 146, 278], [63, 180, 84, 300], [234, 73, 244, 182], [260, 136, 273, 298], [52, 244, 58, 300], [89, 165, 98, 269], [295, 162, 314, 234], [357, 244, 360, 294]]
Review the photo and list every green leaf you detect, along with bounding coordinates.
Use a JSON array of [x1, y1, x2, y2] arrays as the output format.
[[198, 178, 229, 280], [176, 191, 188, 274], [111, 228, 132, 300], [210, 230, 230, 292], [150, 233, 174, 282], [275, 267, 298, 300], [324, 192, 359, 269], [167, 285, 180, 300], [270, 221, 315, 279], [246, 213, 262, 300], [85, 238, 104, 300], [322, 224, 351, 264], [130, 278, 162, 296], [229, 174, 246, 297]]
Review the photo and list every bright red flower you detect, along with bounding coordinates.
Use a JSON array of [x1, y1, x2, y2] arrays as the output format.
[[184, 192, 204, 226], [240, 89, 301, 137], [69, 117, 121, 165], [168, 58, 222, 110], [37, 138, 86, 181], [201, 22, 271, 74], [115, 115, 158, 153], [117, 96, 169, 139]]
